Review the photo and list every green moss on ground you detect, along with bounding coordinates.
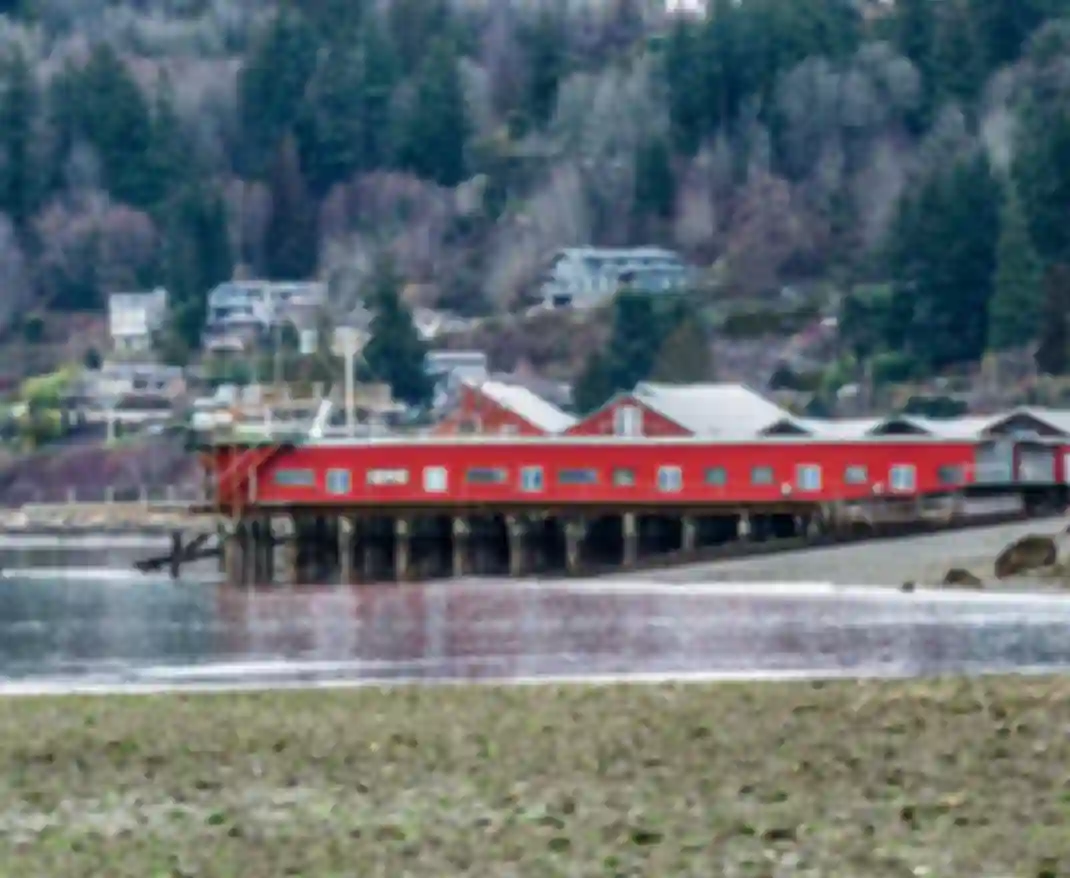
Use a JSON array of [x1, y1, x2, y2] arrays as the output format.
[[0, 677, 1067, 876]]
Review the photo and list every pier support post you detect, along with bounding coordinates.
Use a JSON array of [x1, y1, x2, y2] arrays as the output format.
[[224, 521, 245, 584], [169, 529, 182, 579], [452, 517, 468, 578], [275, 514, 297, 584], [394, 518, 411, 582], [738, 512, 751, 542], [339, 516, 355, 584], [507, 516, 526, 577], [259, 518, 274, 583], [682, 516, 696, 553], [565, 519, 586, 575], [622, 513, 637, 567]]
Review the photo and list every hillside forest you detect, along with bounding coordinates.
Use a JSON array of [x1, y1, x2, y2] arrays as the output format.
[[1, 0, 1070, 403]]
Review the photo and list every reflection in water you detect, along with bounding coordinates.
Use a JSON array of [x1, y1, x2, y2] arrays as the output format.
[[1, 541, 1070, 688]]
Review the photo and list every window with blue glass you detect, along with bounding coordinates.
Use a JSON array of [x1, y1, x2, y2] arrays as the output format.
[[520, 466, 544, 492], [274, 468, 315, 487], [326, 468, 351, 495], [657, 465, 682, 492], [558, 468, 598, 485]]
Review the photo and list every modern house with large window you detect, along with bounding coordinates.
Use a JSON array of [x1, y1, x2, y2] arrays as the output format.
[[537, 247, 696, 310]]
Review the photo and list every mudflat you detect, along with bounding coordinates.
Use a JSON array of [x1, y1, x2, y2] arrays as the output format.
[[0, 678, 1067, 876]]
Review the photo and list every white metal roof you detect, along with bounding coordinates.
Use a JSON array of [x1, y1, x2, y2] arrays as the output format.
[[988, 406, 1070, 436], [795, 417, 883, 438], [870, 414, 999, 439], [468, 379, 577, 434], [633, 382, 793, 436]]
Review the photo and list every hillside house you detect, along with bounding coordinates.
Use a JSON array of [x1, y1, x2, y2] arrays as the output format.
[[108, 288, 168, 353], [432, 379, 576, 436], [205, 280, 326, 337], [538, 247, 696, 310]]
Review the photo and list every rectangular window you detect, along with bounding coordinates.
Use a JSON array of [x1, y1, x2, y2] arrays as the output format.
[[423, 466, 447, 493], [657, 465, 682, 492], [520, 465, 544, 492], [558, 468, 598, 485], [326, 468, 351, 495], [705, 466, 727, 486], [938, 464, 965, 486], [796, 464, 821, 492], [466, 467, 507, 484], [751, 466, 774, 486], [366, 468, 409, 486], [613, 404, 642, 436], [613, 467, 636, 487], [890, 464, 916, 492], [274, 468, 315, 487], [499, 423, 519, 435], [844, 465, 868, 485]]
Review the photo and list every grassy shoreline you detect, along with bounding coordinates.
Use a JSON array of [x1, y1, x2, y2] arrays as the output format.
[[1, 677, 1068, 875]]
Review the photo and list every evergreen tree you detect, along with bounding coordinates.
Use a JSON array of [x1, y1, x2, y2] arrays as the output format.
[[933, 0, 983, 106], [573, 350, 615, 415], [396, 38, 469, 187], [634, 136, 675, 220], [355, 15, 401, 172], [1036, 264, 1070, 375], [160, 184, 233, 352], [664, 18, 706, 154], [651, 319, 714, 383], [237, 8, 319, 177], [988, 182, 1043, 351], [884, 151, 1001, 369], [145, 73, 193, 207], [297, 44, 366, 197], [0, 46, 40, 228], [1015, 101, 1070, 265], [521, 5, 568, 128], [360, 259, 433, 408], [606, 289, 662, 391], [968, 0, 1048, 72], [264, 135, 318, 280], [72, 44, 156, 207]]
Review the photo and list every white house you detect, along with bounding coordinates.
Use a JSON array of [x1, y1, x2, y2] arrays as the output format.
[[108, 288, 168, 353], [205, 280, 327, 336], [538, 247, 696, 310]]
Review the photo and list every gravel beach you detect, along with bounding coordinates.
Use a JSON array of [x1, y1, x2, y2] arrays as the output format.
[[638, 517, 1070, 587]]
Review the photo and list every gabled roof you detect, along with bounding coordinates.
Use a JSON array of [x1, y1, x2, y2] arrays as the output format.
[[792, 416, 882, 438], [632, 381, 792, 436], [868, 414, 999, 439], [466, 379, 576, 434], [985, 406, 1070, 436]]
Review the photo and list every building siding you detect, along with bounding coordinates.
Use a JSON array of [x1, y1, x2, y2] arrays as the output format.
[[209, 438, 980, 509], [565, 396, 692, 437], [431, 385, 548, 436]]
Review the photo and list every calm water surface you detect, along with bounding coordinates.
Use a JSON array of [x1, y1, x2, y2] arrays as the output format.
[[1, 538, 1070, 690]]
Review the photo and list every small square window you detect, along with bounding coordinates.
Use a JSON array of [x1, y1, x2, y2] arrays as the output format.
[[423, 466, 447, 493], [326, 468, 351, 495], [705, 466, 727, 486], [796, 464, 821, 492], [890, 464, 916, 492], [751, 466, 774, 485], [520, 465, 544, 492], [844, 465, 868, 485], [657, 465, 682, 492], [613, 467, 635, 487]]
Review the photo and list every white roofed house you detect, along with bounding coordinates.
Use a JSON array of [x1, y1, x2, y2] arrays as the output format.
[[108, 288, 168, 354], [432, 378, 576, 436], [565, 381, 794, 437]]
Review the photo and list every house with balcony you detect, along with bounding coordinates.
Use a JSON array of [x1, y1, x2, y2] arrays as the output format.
[[205, 280, 327, 346], [537, 247, 696, 310], [108, 288, 168, 354]]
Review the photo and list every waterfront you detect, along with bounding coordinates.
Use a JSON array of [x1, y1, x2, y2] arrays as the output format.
[[1, 533, 1070, 691]]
